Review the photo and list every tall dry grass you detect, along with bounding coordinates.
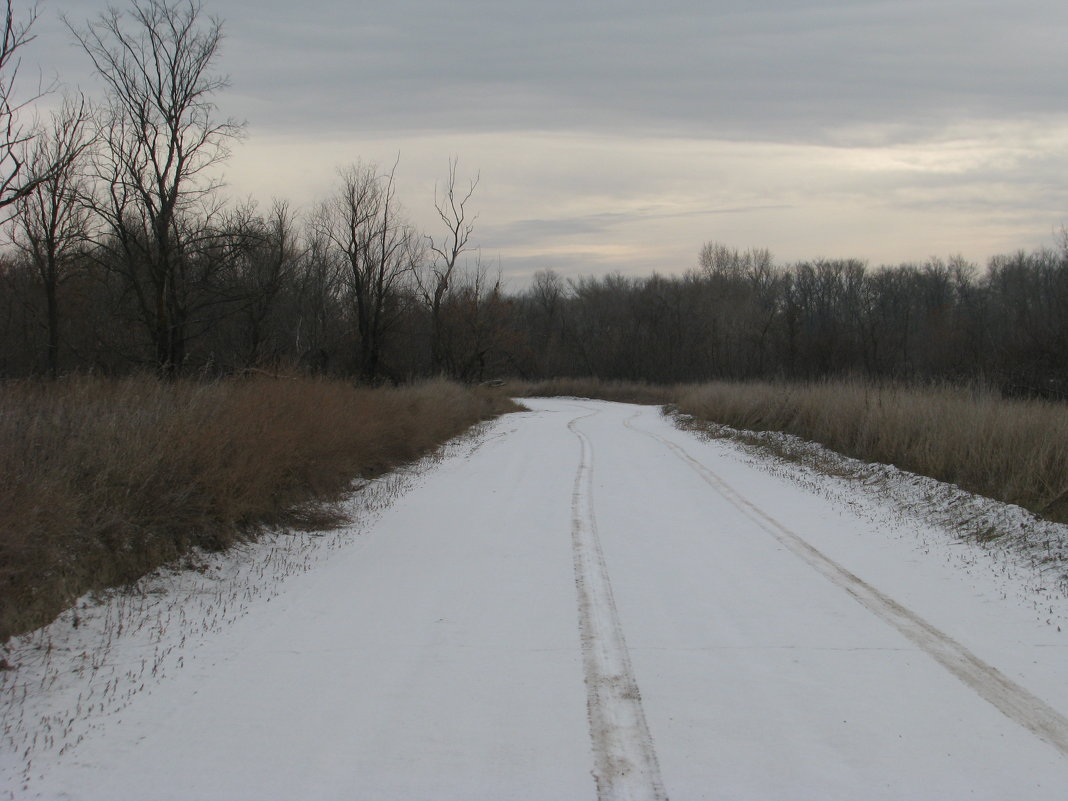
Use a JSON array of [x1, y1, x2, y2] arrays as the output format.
[[508, 377, 680, 405], [677, 379, 1068, 524], [0, 375, 519, 640]]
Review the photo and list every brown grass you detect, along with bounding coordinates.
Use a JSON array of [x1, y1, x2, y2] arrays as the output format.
[[0, 375, 520, 640], [507, 377, 680, 406], [676, 379, 1068, 524]]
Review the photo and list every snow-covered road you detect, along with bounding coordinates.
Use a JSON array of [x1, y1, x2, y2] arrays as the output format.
[[4, 398, 1068, 800]]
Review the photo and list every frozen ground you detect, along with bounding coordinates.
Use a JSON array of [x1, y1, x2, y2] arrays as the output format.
[[2, 398, 1067, 800]]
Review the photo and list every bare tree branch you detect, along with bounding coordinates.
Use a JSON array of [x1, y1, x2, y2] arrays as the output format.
[[0, 1, 68, 214]]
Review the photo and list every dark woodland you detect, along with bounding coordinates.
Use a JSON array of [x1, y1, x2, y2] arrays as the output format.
[[0, 0, 1066, 397]]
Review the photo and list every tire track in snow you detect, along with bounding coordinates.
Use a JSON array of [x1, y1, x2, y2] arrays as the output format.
[[626, 412, 1068, 761], [568, 412, 669, 801]]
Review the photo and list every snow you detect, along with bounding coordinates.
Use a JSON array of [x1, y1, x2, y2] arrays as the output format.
[[2, 399, 1067, 800]]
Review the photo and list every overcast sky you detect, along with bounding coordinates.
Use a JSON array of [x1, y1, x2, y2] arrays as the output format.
[[27, 0, 1068, 282]]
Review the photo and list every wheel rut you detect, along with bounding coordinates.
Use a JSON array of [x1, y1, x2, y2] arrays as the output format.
[[625, 412, 1068, 761], [568, 411, 668, 801]]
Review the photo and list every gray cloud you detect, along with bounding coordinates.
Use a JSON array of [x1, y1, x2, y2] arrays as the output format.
[[23, 0, 1068, 278], [33, 1, 1068, 145], [192, 0, 1068, 145]]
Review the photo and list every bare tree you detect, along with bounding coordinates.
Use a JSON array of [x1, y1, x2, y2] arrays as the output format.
[[418, 158, 478, 374], [293, 224, 346, 373], [11, 94, 95, 376], [226, 199, 301, 369], [68, 0, 244, 375], [314, 161, 420, 382], [438, 257, 514, 382]]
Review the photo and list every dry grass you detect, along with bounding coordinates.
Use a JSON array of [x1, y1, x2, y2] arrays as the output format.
[[507, 377, 680, 405], [0, 375, 520, 640], [677, 379, 1068, 524]]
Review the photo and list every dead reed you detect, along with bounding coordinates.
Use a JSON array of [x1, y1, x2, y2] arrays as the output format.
[[677, 379, 1068, 525], [507, 377, 680, 405], [0, 375, 519, 640]]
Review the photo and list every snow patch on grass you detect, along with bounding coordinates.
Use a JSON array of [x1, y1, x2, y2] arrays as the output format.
[[672, 411, 1068, 630], [0, 424, 492, 796]]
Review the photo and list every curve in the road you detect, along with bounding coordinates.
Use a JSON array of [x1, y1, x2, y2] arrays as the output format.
[[625, 412, 1068, 761], [568, 411, 669, 801]]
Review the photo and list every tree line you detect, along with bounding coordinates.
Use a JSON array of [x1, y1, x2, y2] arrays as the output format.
[[514, 245, 1068, 398], [0, 0, 1065, 396]]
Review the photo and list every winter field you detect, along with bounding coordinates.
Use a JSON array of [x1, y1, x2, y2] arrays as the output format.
[[3, 398, 1068, 799]]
